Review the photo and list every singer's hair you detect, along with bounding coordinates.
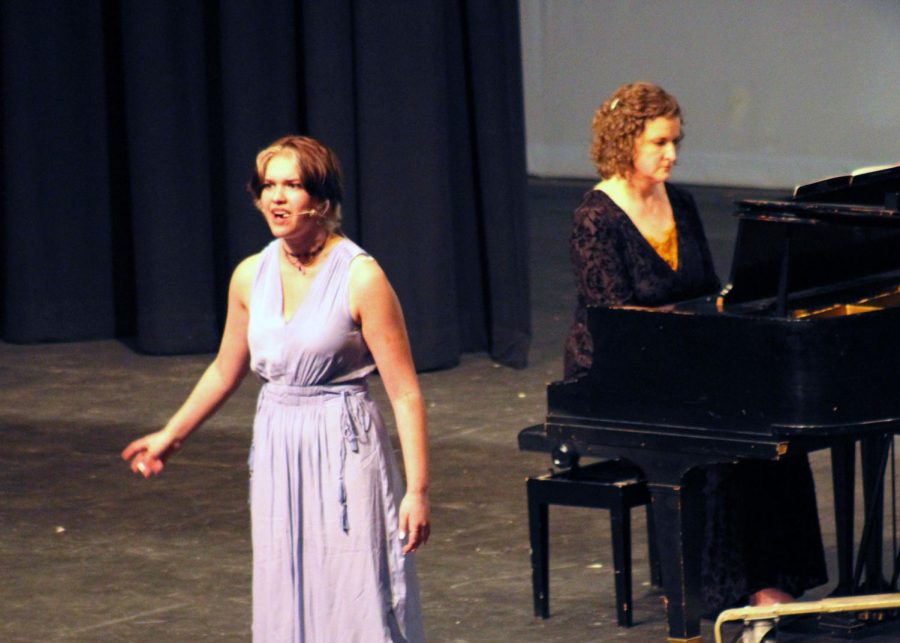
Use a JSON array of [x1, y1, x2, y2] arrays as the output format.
[[590, 82, 682, 179], [248, 135, 343, 231]]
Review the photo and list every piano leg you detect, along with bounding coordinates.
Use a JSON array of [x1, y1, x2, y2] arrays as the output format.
[[831, 440, 856, 595], [648, 478, 705, 642], [647, 503, 663, 587], [859, 434, 890, 592], [527, 495, 550, 618], [830, 435, 891, 595], [822, 436, 893, 636]]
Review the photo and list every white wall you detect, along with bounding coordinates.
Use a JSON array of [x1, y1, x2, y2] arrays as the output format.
[[520, 0, 900, 188]]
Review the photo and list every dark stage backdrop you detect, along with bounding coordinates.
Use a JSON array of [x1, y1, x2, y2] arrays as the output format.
[[0, 0, 530, 370]]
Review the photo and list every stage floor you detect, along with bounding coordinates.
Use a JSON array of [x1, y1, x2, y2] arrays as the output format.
[[3, 179, 899, 641]]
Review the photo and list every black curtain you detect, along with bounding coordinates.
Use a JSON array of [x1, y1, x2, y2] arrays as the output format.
[[0, 0, 530, 370]]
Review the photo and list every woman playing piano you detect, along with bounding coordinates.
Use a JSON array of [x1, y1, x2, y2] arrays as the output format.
[[564, 82, 827, 614]]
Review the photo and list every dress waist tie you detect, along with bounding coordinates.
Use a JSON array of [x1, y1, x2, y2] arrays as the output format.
[[258, 379, 370, 533]]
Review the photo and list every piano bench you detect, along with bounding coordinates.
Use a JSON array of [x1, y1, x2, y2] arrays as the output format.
[[526, 460, 660, 627]]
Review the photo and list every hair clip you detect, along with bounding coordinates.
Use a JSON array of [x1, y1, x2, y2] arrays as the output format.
[[610, 98, 620, 111]]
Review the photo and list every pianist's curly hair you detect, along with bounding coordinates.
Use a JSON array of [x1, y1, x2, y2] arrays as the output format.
[[590, 82, 683, 179]]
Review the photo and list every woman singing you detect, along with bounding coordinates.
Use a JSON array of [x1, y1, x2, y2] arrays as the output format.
[[123, 135, 428, 642]]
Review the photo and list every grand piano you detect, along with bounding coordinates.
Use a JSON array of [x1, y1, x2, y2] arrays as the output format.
[[520, 164, 900, 641]]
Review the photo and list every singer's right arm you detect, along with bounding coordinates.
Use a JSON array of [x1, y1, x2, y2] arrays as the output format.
[[122, 255, 259, 475]]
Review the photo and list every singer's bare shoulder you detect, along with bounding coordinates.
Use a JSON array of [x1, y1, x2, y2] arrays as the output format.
[[230, 252, 263, 306]]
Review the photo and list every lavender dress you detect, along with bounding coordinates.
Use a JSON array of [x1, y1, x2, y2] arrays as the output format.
[[247, 238, 424, 642]]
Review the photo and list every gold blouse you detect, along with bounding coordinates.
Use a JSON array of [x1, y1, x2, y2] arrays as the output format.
[[647, 225, 679, 271]]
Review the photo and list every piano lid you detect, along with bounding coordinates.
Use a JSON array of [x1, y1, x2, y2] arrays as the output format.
[[720, 164, 900, 311], [793, 162, 900, 206], [738, 163, 900, 224]]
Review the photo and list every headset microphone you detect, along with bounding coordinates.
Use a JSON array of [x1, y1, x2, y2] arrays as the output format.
[[283, 202, 329, 218]]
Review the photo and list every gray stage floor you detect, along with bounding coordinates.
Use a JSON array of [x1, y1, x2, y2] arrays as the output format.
[[2, 179, 899, 642]]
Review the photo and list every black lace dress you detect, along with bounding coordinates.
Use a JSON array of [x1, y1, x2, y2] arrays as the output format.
[[564, 185, 719, 378], [564, 185, 827, 613]]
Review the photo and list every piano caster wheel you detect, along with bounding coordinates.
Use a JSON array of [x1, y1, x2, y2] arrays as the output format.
[[742, 619, 776, 643], [552, 442, 579, 469]]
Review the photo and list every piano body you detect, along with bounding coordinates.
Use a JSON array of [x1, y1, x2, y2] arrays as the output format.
[[521, 165, 900, 641]]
